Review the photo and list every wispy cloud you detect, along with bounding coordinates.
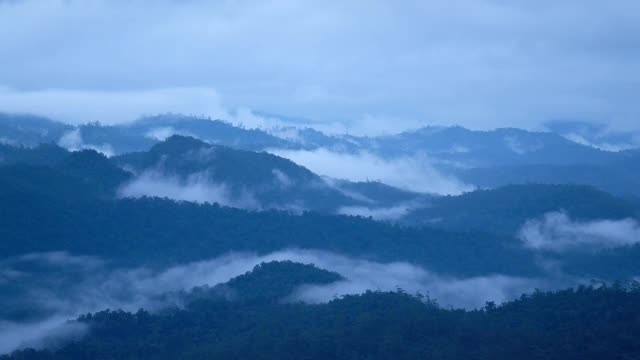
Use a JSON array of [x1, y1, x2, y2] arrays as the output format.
[[337, 203, 419, 220], [281, 251, 544, 308], [563, 133, 640, 152], [58, 128, 114, 156], [518, 211, 640, 252], [144, 126, 195, 141], [0, 249, 554, 353], [118, 171, 261, 209], [270, 148, 474, 195]]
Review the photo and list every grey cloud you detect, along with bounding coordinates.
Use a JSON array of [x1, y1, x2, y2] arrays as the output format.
[[518, 211, 640, 252], [1, 1, 639, 132]]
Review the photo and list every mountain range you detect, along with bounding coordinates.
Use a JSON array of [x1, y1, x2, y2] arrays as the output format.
[[1, 112, 640, 358], [3, 112, 639, 199]]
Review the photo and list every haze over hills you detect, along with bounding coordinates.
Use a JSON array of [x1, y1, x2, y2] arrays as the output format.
[[6, 266, 639, 360], [113, 135, 423, 212], [3, 112, 640, 197], [0, 136, 423, 214], [1, 113, 640, 357], [544, 119, 640, 152], [1, 126, 639, 277], [3, 112, 635, 161], [3, 1, 640, 357], [0, 113, 71, 147]]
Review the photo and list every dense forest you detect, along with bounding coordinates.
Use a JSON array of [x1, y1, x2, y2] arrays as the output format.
[[2, 142, 640, 278], [1, 122, 640, 359], [4, 261, 640, 360], [4, 0, 640, 356]]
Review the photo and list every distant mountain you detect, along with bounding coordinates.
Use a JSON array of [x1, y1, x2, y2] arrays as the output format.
[[123, 114, 367, 153], [0, 149, 130, 203], [182, 261, 344, 305], [366, 125, 639, 196], [0, 113, 291, 155], [2, 113, 624, 165], [545, 119, 640, 152], [453, 148, 640, 197], [0, 143, 69, 167], [366, 126, 620, 167], [113, 135, 423, 212], [3, 145, 638, 279], [9, 283, 640, 360], [0, 136, 423, 215], [403, 184, 639, 235], [102, 116, 640, 198], [1, 112, 638, 199], [123, 114, 291, 151], [0, 175, 539, 277], [115, 117, 637, 172], [76, 122, 157, 154], [0, 113, 71, 146], [3, 113, 640, 359]]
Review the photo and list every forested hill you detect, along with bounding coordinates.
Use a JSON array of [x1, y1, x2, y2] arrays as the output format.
[[4, 112, 640, 197], [3, 0, 640, 357], [1, 137, 423, 212], [2, 124, 640, 358], [5, 274, 640, 360], [1, 139, 640, 279], [405, 184, 639, 234], [179, 261, 345, 305]]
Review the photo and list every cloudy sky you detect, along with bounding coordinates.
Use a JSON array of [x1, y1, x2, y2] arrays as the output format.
[[1, 0, 639, 133]]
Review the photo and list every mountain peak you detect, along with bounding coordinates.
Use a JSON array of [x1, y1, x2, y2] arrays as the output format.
[[150, 135, 210, 154]]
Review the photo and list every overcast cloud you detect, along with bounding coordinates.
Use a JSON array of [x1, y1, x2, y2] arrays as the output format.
[[1, 0, 639, 133]]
